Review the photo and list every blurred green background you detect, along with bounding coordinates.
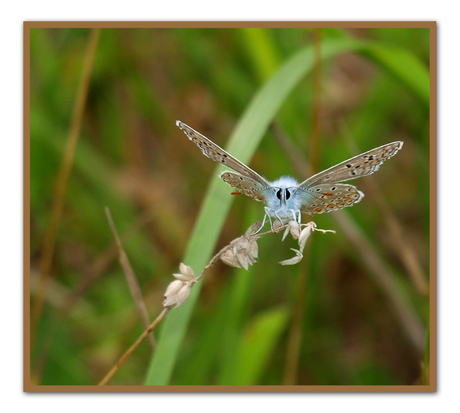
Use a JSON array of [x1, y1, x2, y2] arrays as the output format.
[[29, 26, 430, 386]]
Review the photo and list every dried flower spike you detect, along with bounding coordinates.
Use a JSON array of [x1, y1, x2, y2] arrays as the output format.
[[279, 222, 335, 266], [221, 235, 259, 270], [245, 221, 263, 236], [272, 220, 284, 233], [279, 248, 303, 266], [282, 220, 301, 241], [163, 263, 195, 309]]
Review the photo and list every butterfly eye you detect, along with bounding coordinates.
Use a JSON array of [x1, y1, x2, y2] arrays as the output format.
[[276, 189, 282, 200], [285, 189, 291, 200]]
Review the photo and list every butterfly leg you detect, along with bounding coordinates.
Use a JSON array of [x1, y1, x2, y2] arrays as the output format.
[[255, 214, 267, 234], [288, 209, 298, 223], [264, 207, 277, 232], [253, 208, 270, 234], [273, 211, 287, 226]]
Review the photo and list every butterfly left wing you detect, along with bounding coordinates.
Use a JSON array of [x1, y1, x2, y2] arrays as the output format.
[[176, 120, 272, 187], [295, 141, 403, 190], [220, 171, 272, 203], [296, 183, 364, 215]]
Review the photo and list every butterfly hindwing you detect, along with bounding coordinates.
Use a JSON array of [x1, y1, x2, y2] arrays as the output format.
[[220, 171, 271, 203], [296, 183, 364, 215]]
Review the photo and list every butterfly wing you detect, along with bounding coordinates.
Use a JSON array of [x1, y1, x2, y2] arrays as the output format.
[[296, 141, 403, 189], [296, 183, 364, 215], [176, 120, 271, 187], [220, 171, 272, 202], [295, 141, 402, 215]]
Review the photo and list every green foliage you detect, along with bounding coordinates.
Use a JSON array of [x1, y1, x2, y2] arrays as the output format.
[[29, 26, 430, 386]]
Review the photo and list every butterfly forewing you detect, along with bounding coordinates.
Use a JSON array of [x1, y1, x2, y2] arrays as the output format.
[[298, 183, 364, 215], [296, 141, 403, 190], [176, 121, 271, 186]]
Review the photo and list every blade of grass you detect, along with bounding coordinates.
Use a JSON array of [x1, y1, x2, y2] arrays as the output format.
[[216, 267, 254, 385], [239, 28, 280, 80], [326, 28, 430, 107], [231, 307, 289, 385], [361, 44, 430, 107]]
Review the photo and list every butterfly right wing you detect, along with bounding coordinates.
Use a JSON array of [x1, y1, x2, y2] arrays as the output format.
[[295, 141, 403, 189], [220, 171, 272, 203], [176, 120, 271, 187], [293, 141, 402, 215]]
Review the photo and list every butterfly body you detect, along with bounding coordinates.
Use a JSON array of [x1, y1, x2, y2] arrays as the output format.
[[264, 177, 301, 222], [177, 120, 402, 227]]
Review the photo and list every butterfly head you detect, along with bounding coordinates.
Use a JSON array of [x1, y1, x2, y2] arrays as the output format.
[[274, 187, 293, 205], [265, 176, 300, 216]]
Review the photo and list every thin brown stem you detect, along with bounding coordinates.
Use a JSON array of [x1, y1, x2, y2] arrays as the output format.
[[309, 28, 322, 171], [194, 226, 275, 283], [341, 122, 428, 296], [105, 207, 156, 350], [98, 308, 170, 385], [31, 28, 100, 352], [283, 242, 312, 384], [32, 209, 157, 384], [97, 222, 292, 385], [367, 181, 428, 295], [333, 212, 424, 352], [284, 28, 322, 384], [271, 123, 311, 177]]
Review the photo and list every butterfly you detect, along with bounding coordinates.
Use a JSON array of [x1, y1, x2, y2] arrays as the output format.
[[176, 120, 403, 229]]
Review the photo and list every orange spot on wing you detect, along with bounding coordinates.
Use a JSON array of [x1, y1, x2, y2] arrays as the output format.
[[323, 192, 333, 196], [231, 192, 242, 195]]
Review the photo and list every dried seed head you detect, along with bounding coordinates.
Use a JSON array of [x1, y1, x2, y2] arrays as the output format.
[[173, 272, 192, 282], [179, 263, 195, 279], [221, 248, 241, 268], [175, 284, 191, 307], [221, 235, 259, 270], [163, 263, 195, 309], [245, 221, 263, 236], [272, 220, 284, 233], [164, 279, 183, 298], [163, 282, 192, 308], [278, 222, 335, 266], [282, 220, 301, 241], [279, 248, 303, 266], [298, 222, 316, 250]]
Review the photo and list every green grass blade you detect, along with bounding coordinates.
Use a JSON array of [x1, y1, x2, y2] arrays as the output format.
[[361, 43, 430, 107], [229, 307, 289, 385], [322, 28, 430, 106], [216, 267, 254, 385]]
